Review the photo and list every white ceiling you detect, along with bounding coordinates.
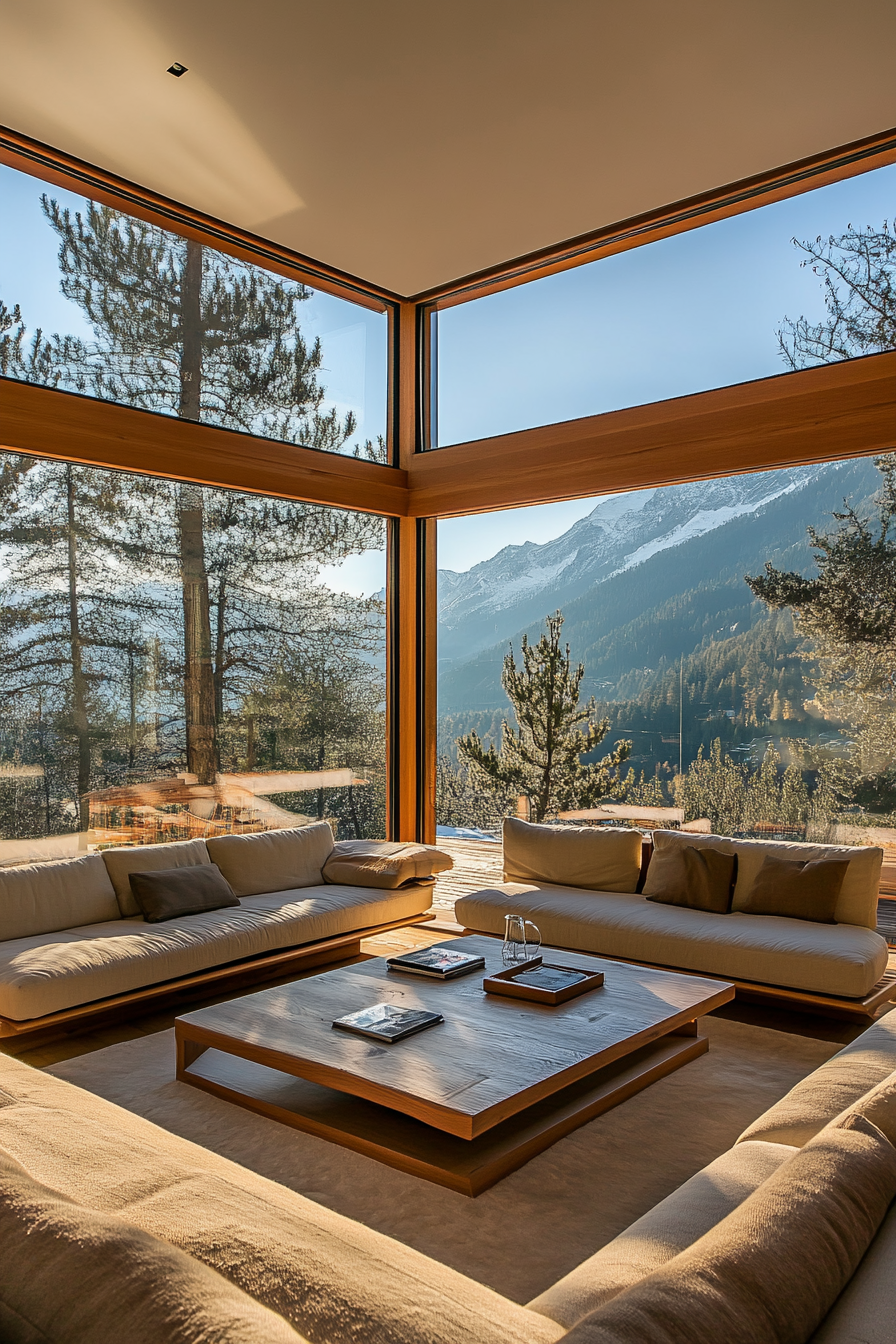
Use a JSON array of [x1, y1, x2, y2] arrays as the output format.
[[1, 0, 895, 296]]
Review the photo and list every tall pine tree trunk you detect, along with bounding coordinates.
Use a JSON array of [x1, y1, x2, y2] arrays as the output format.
[[177, 240, 218, 783], [65, 465, 92, 830], [179, 488, 218, 784]]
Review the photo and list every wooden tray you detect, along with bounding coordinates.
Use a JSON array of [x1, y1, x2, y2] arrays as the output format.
[[483, 957, 605, 1005]]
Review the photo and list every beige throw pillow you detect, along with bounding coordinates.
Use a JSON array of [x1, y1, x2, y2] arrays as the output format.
[[0, 1148, 305, 1344], [502, 818, 642, 892], [738, 854, 847, 924], [566, 1113, 896, 1344], [322, 840, 453, 889], [644, 844, 736, 914]]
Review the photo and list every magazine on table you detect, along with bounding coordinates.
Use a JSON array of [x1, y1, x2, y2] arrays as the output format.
[[386, 944, 486, 979], [332, 1003, 444, 1043]]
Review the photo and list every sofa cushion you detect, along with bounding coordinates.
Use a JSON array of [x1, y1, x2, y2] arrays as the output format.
[[529, 1140, 795, 1327], [103, 839, 212, 918], [644, 843, 736, 914], [565, 1113, 896, 1344], [206, 823, 334, 897], [738, 854, 847, 924], [0, 854, 120, 941], [649, 828, 882, 929], [503, 818, 642, 892], [737, 1013, 896, 1147], [323, 840, 453, 888], [0, 883, 432, 1021], [129, 864, 239, 923], [0, 1146, 304, 1344], [455, 883, 889, 998], [0, 1056, 565, 1344], [810, 1200, 896, 1344]]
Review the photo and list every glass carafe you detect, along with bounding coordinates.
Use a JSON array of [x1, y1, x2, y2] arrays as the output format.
[[503, 914, 542, 965]]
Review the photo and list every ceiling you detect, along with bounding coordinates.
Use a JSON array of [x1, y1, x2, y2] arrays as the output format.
[[1, 0, 894, 297]]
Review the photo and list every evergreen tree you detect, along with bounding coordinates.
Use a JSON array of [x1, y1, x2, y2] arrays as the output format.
[[3, 198, 380, 785], [0, 457, 157, 828], [456, 612, 631, 822], [674, 739, 748, 834], [747, 455, 896, 808]]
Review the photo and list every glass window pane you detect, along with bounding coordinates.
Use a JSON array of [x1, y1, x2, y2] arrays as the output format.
[[437, 455, 896, 874], [0, 451, 387, 862], [0, 164, 389, 460], [432, 164, 896, 447]]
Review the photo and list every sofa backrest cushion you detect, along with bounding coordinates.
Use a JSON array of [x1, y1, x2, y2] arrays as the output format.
[[206, 822, 334, 898], [0, 1146, 305, 1344], [0, 853, 120, 941], [649, 828, 882, 928], [737, 1016, 896, 1149], [568, 1112, 896, 1344], [102, 838, 212, 918], [503, 818, 642, 892]]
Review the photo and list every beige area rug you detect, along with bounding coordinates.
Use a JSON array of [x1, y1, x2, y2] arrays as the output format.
[[48, 1018, 836, 1305]]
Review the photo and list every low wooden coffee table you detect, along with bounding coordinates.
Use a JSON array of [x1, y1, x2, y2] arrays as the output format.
[[175, 936, 733, 1195]]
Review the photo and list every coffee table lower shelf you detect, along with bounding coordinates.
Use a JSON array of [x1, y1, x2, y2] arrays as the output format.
[[178, 1029, 706, 1196]]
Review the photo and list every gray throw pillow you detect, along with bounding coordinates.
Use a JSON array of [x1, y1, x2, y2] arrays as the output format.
[[645, 844, 736, 914], [128, 863, 239, 923], [738, 854, 848, 924]]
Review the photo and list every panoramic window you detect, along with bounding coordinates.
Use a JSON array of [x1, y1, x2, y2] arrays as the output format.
[[0, 163, 390, 460], [437, 452, 896, 869], [0, 452, 387, 862], [431, 163, 896, 447]]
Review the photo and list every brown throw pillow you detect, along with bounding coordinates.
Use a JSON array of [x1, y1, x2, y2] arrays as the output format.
[[128, 863, 239, 923], [645, 844, 736, 914], [738, 853, 848, 924]]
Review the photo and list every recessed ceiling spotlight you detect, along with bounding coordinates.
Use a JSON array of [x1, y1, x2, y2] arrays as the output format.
[[167, 62, 188, 77]]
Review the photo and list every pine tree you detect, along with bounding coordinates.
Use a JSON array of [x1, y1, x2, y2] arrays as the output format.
[[456, 612, 631, 823], [0, 457, 156, 828], [4, 198, 379, 785], [747, 455, 896, 809], [674, 739, 748, 834]]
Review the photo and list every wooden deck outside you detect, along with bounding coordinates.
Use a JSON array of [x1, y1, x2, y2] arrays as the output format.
[[429, 839, 503, 917]]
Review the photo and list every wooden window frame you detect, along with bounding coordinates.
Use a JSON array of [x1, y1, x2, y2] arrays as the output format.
[[1, 126, 895, 840]]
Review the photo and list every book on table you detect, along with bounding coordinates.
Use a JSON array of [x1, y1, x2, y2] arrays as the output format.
[[333, 1003, 444, 1043], [385, 944, 486, 979]]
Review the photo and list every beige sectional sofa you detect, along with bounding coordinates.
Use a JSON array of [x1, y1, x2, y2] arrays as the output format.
[[0, 824, 435, 1036], [3, 1013, 896, 1340], [457, 820, 891, 1016]]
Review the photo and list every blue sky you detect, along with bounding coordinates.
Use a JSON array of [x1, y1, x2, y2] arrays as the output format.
[[437, 162, 895, 571]]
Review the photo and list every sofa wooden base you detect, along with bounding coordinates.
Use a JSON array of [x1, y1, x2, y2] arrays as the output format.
[[0, 913, 435, 1042], [460, 928, 896, 1021]]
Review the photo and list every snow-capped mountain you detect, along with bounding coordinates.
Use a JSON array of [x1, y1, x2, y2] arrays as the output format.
[[437, 461, 864, 669]]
